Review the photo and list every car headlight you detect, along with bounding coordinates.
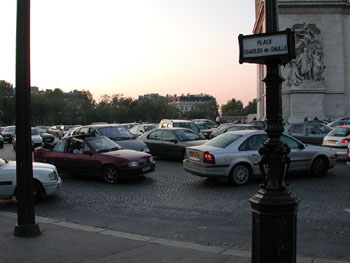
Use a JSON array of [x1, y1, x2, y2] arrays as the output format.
[[128, 161, 139, 168], [149, 156, 154, 163], [143, 148, 150, 153], [49, 171, 58, 181]]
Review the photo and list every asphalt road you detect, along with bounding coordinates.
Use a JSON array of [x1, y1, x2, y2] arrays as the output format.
[[1, 142, 349, 261]]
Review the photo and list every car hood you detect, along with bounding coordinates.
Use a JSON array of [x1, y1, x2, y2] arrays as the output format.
[[5, 160, 56, 171], [102, 149, 150, 159], [111, 139, 147, 151]]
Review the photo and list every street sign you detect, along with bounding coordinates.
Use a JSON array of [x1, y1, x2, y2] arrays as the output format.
[[238, 29, 295, 65]]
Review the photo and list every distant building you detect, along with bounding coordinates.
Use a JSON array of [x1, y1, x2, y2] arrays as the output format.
[[254, 0, 350, 122], [138, 93, 164, 100], [166, 93, 216, 113]]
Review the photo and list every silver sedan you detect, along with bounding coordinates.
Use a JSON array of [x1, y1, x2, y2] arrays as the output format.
[[183, 130, 336, 185]]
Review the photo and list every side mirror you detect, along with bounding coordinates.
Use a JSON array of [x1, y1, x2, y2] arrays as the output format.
[[170, 139, 178, 144], [298, 144, 305, 150]]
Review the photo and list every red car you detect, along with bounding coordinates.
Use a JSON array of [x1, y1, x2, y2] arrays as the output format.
[[34, 136, 155, 184]]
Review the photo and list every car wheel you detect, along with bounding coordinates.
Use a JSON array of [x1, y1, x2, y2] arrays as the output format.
[[103, 165, 120, 184], [229, 163, 251, 185], [311, 156, 328, 177], [33, 180, 44, 202], [0, 143, 3, 149]]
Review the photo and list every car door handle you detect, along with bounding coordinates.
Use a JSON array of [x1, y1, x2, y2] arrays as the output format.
[[251, 154, 258, 157]]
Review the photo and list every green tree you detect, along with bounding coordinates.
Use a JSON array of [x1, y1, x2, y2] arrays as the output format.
[[0, 80, 15, 125], [242, 99, 257, 115], [221, 98, 244, 116]]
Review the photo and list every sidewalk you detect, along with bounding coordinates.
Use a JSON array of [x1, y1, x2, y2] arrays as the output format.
[[0, 212, 347, 263]]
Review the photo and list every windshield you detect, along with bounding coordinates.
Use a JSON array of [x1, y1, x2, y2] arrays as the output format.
[[4, 126, 15, 132], [329, 127, 350, 137], [31, 128, 39, 135], [204, 133, 242, 148], [98, 126, 135, 140], [174, 129, 202, 141], [88, 137, 121, 153]]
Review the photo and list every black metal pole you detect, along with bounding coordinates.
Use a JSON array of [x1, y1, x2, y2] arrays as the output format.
[[249, 0, 298, 262], [14, 0, 40, 237]]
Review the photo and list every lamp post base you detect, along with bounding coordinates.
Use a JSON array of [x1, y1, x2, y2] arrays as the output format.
[[250, 188, 299, 263], [14, 224, 41, 237]]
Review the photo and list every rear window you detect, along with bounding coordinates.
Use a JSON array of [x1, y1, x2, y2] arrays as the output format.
[[329, 127, 350, 137], [204, 133, 242, 149], [98, 126, 134, 140]]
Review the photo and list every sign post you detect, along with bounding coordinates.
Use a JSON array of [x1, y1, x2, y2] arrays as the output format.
[[239, 1, 299, 262]]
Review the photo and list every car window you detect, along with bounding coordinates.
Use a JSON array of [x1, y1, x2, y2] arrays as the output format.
[[98, 126, 134, 140], [204, 133, 242, 149], [144, 125, 156, 132], [88, 137, 120, 152], [241, 135, 267, 151], [305, 124, 320, 135], [31, 128, 39, 135], [174, 129, 202, 141], [288, 124, 304, 133], [53, 140, 66, 152], [148, 130, 162, 140], [161, 130, 176, 141], [329, 127, 350, 137], [317, 124, 331, 134], [281, 135, 300, 149], [79, 127, 90, 135]]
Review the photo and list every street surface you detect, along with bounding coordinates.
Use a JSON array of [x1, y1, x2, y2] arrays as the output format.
[[1, 142, 349, 261]]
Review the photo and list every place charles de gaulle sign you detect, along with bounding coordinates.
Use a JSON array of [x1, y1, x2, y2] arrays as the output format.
[[239, 29, 295, 65]]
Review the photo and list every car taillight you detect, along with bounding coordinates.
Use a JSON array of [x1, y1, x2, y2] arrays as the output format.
[[203, 152, 215, 164], [341, 138, 350, 144]]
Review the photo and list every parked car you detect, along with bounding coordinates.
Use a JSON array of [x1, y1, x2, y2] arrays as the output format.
[[183, 130, 336, 185], [326, 121, 350, 129], [192, 122, 215, 139], [158, 119, 201, 133], [209, 124, 263, 139], [36, 126, 49, 133], [13, 128, 43, 151], [1, 126, 16, 143], [130, 124, 157, 137], [284, 122, 331, 145], [322, 125, 350, 158], [0, 135, 4, 149], [57, 125, 80, 139], [119, 123, 138, 131], [139, 128, 207, 160], [71, 124, 150, 153], [34, 136, 155, 184], [0, 158, 61, 201]]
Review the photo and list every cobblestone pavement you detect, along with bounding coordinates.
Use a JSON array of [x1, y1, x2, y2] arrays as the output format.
[[1, 143, 349, 261]]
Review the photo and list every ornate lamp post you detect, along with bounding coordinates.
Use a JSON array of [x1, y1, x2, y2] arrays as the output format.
[[14, 0, 40, 237], [248, 1, 299, 262]]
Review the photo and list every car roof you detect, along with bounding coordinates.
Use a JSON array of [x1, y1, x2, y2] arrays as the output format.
[[155, 127, 192, 131], [225, 129, 264, 136]]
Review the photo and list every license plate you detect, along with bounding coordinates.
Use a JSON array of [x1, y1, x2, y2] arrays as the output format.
[[142, 166, 151, 172], [327, 140, 337, 145], [191, 152, 200, 159]]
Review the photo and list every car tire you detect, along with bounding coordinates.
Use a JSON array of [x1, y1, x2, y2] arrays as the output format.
[[311, 156, 328, 177], [0, 143, 3, 149], [103, 165, 120, 184], [33, 180, 44, 202], [229, 163, 251, 185]]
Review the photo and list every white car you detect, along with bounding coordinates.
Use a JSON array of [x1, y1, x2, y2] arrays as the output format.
[[13, 128, 43, 150], [184, 130, 336, 185], [0, 158, 62, 200], [322, 125, 350, 157]]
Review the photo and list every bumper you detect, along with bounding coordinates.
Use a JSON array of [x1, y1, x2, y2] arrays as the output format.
[[43, 177, 62, 196], [119, 162, 155, 178], [322, 146, 347, 157], [183, 159, 229, 178]]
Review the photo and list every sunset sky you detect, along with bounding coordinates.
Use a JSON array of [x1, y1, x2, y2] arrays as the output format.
[[0, 0, 257, 107]]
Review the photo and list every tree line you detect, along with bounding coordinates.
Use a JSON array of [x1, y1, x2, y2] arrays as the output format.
[[0, 80, 256, 126]]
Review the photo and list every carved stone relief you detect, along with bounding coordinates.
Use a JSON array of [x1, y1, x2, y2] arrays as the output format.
[[284, 23, 326, 88]]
